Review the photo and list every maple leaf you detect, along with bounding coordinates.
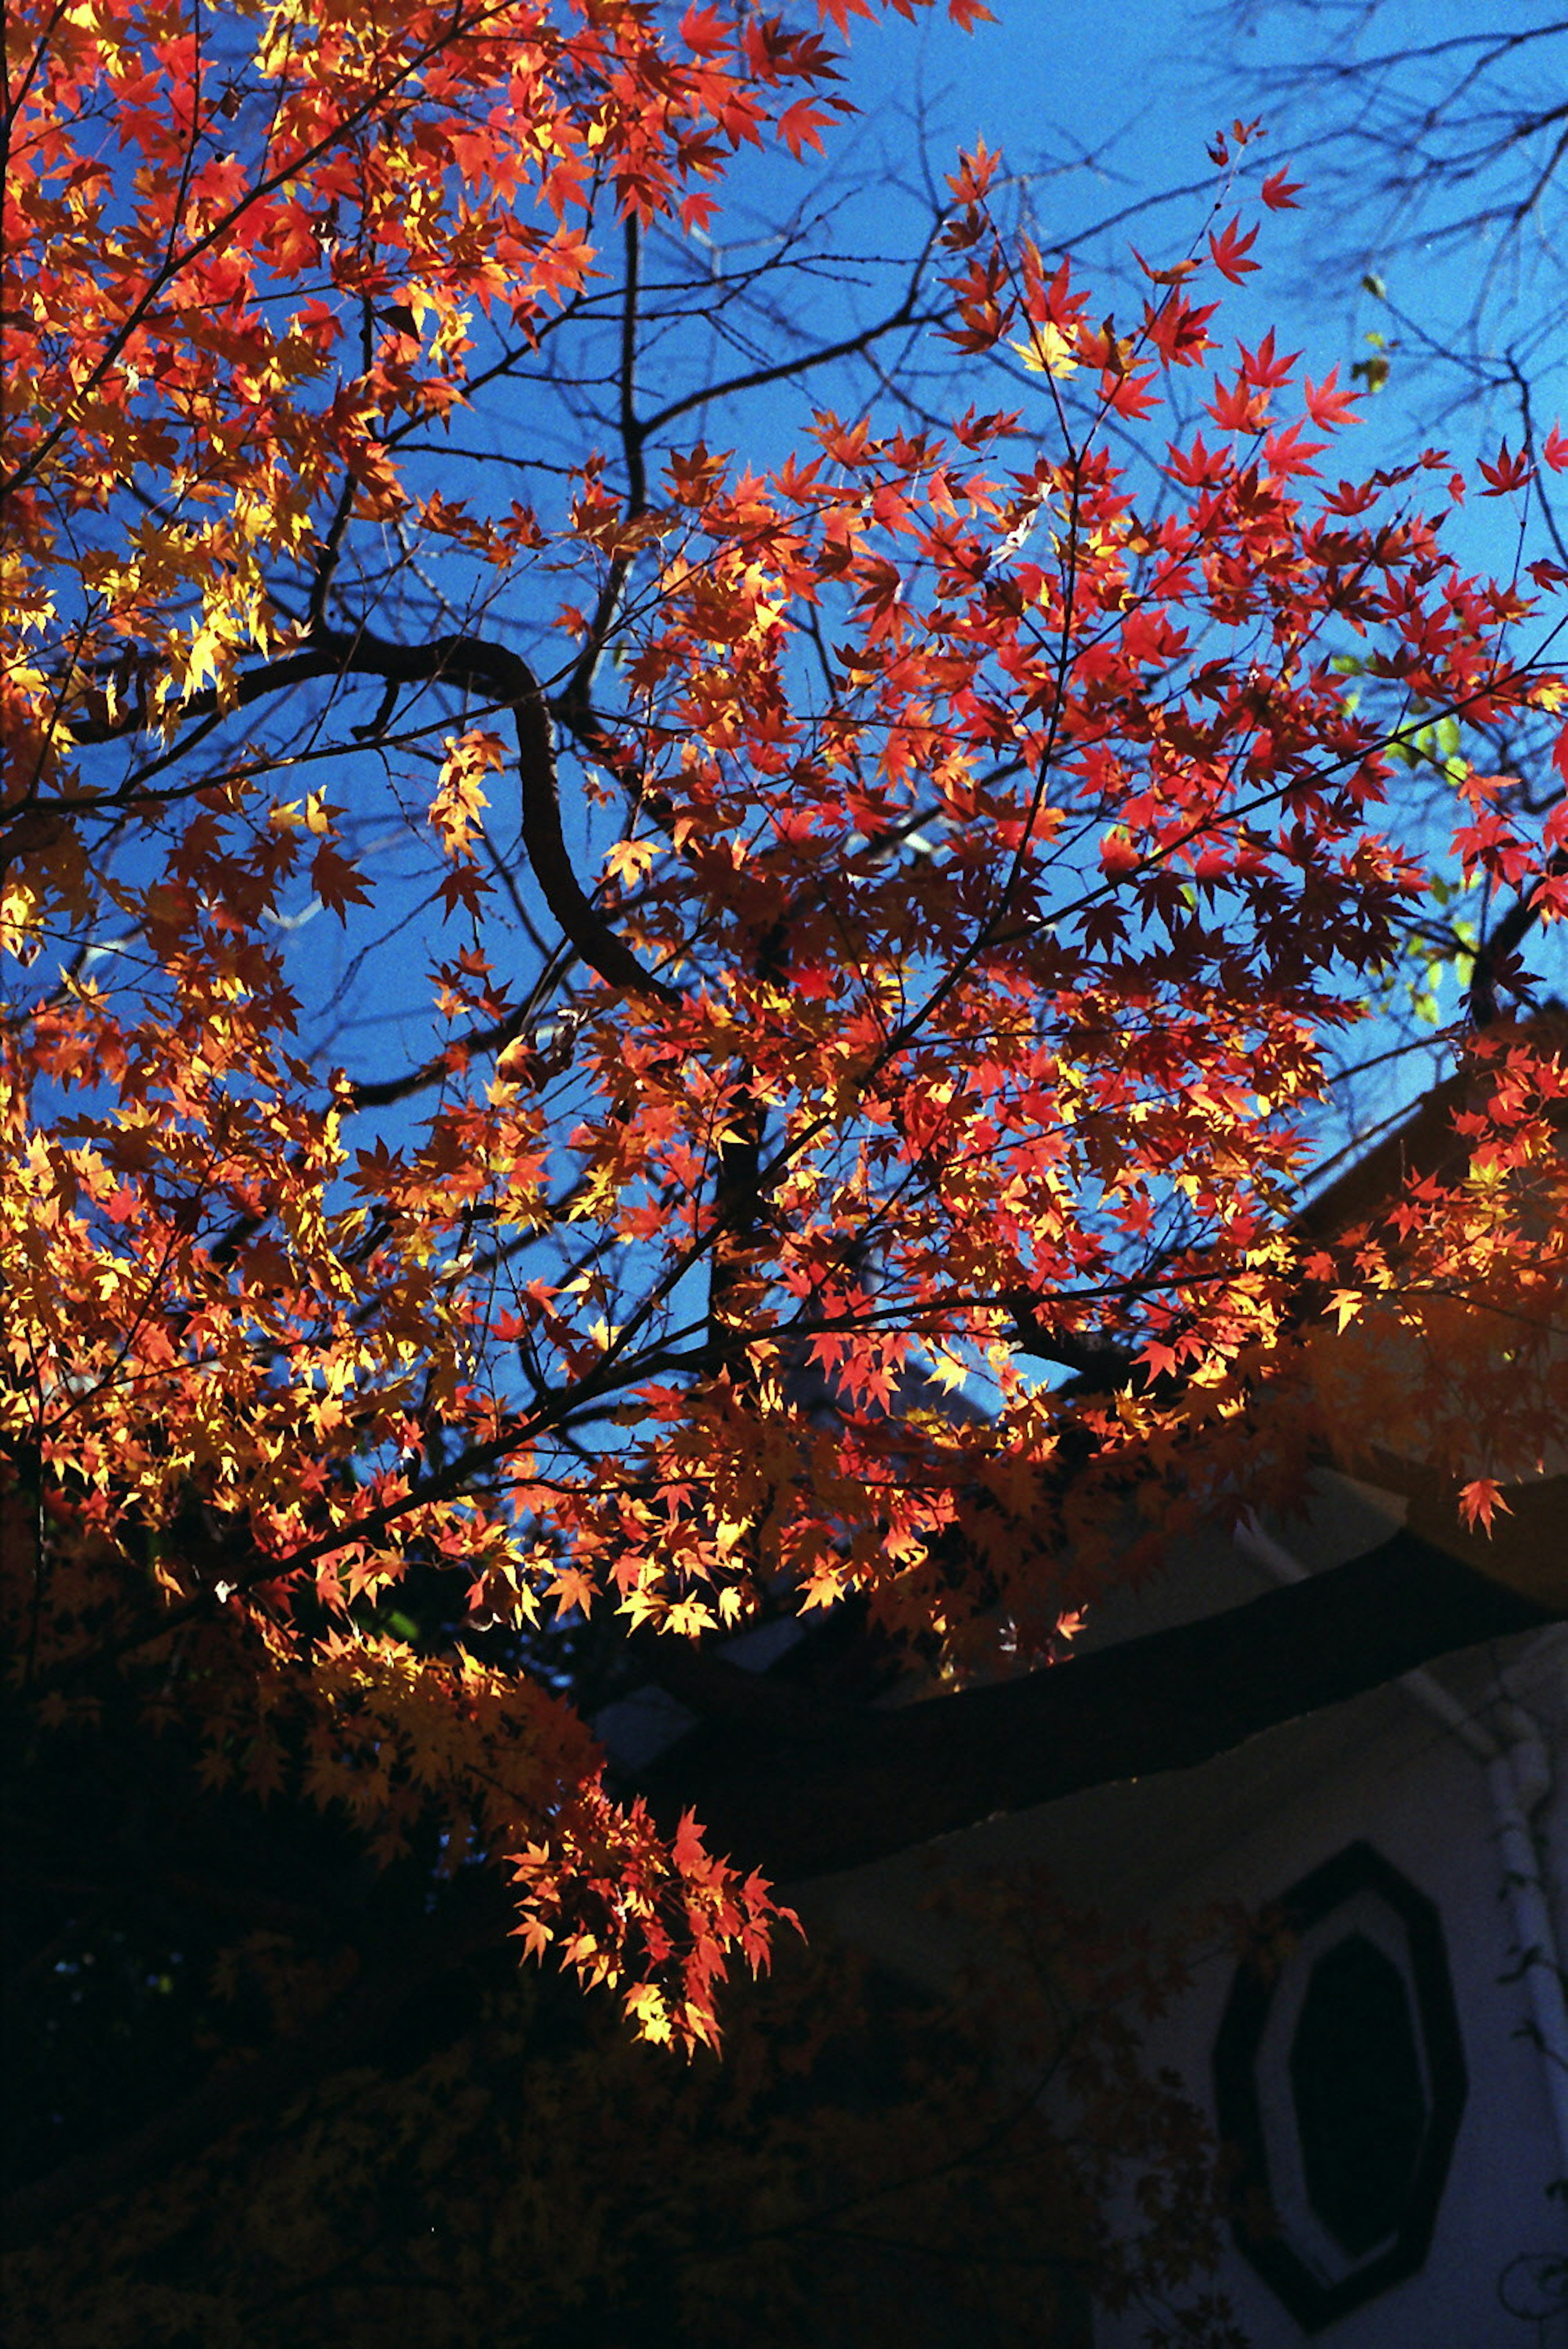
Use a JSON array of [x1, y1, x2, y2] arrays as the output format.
[[1459, 1478, 1510, 1533], [1303, 368, 1359, 429], [776, 99, 835, 160], [1237, 330, 1298, 389], [1259, 168, 1303, 211], [311, 843, 373, 921], [1207, 378, 1269, 434], [1136, 252, 1202, 289], [1477, 439, 1533, 496], [946, 138, 1001, 204], [1208, 215, 1261, 284], [604, 837, 658, 887]]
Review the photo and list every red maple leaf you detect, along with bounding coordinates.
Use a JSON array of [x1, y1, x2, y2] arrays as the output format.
[[1477, 439, 1534, 496], [1208, 215, 1261, 284], [1260, 167, 1304, 211]]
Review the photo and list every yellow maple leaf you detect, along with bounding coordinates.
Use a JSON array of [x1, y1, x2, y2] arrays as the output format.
[[1009, 321, 1080, 378], [604, 837, 657, 885]]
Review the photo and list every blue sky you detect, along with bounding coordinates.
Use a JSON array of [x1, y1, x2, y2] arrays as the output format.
[[762, 0, 1568, 529]]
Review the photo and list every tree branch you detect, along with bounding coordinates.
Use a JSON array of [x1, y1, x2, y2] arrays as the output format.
[[178, 626, 679, 1004]]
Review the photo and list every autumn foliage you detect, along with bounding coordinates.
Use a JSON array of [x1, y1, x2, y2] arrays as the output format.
[[3, 0, 1566, 2065]]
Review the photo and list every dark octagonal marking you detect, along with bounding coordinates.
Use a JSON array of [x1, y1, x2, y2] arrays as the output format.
[[1212, 1840, 1468, 2332]]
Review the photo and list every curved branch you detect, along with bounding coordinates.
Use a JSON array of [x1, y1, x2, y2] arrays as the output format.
[[176, 626, 682, 1006]]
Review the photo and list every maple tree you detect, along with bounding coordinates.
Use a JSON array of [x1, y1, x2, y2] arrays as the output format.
[[3, 0, 1567, 2203]]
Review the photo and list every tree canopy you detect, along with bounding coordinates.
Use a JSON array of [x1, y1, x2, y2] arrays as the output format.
[[3, 0, 1566, 2140]]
